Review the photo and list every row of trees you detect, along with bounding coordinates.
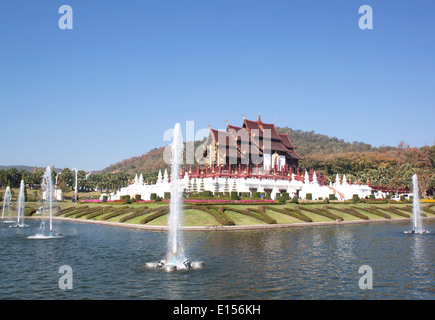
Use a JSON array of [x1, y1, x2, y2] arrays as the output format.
[[0, 167, 159, 194], [299, 144, 435, 197], [0, 166, 57, 189]]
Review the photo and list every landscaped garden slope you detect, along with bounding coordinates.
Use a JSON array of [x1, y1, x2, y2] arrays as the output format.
[[40, 202, 435, 227]]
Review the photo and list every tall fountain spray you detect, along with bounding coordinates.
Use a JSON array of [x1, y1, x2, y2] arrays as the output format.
[[42, 166, 54, 236], [167, 123, 184, 266], [405, 174, 429, 234], [28, 167, 63, 239], [412, 174, 422, 233], [12, 180, 27, 227], [1, 186, 13, 223], [73, 168, 78, 202], [145, 123, 204, 272]]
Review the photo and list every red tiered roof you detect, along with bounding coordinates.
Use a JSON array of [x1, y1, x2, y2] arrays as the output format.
[[206, 115, 303, 162]]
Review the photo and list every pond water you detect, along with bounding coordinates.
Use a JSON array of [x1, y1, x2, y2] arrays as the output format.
[[0, 219, 434, 299]]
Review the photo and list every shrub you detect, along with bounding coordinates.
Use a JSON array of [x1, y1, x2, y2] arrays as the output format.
[[277, 196, 286, 204], [164, 192, 171, 200], [323, 197, 329, 204], [150, 193, 157, 200], [230, 191, 240, 200], [369, 194, 375, 200], [135, 194, 141, 201], [291, 196, 299, 204], [352, 194, 359, 203], [329, 194, 337, 201], [252, 192, 261, 199], [306, 193, 312, 200], [102, 195, 107, 203], [124, 195, 131, 204], [202, 190, 213, 198], [281, 192, 290, 201], [155, 196, 162, 202]]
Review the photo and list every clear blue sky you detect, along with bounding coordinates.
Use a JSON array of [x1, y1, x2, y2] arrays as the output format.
[[0, 0, 434, 171]]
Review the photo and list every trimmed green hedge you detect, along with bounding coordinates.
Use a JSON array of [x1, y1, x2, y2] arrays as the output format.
[[354, 206, 390, 219], [86, 207, 119, 220], [198, 206, 235, 226], [264, 205, 312, 223], [246, 207, 277, 224], [100, 207, 134, 221], [422, 205, 435, 215], [221, 206, 275, 224], [118, 206, 158, 223], [381, 206, 410, 218], [326, 206, 369, 220], [139, 207, 169, 224], [74, 207, 104, 219], [295, 205, 343, 221], [63, 206, 90, 217]]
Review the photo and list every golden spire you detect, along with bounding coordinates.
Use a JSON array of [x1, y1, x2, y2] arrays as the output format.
[[257, 113, 261, 122], [241, 113, 245, 119]]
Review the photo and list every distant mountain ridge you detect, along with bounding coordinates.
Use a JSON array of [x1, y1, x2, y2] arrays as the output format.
[[100, 127, 396, 174]]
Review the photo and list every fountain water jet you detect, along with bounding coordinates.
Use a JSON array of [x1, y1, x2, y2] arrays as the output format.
[[404, 174, 429, 234], [1, 186, 14, 223], [145, 123, 203, 271], [10, 180, 28, 228], [28, 167, 63, 239], [166, 123, 185, 267]]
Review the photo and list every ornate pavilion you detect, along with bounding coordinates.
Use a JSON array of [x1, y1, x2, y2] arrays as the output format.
[[107, 115, 373, 201], [203, 114, 304, 175]]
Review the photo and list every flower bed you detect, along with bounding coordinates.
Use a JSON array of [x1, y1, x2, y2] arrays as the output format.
[[179, 199, 276, 204], [80, 199, 155, 203], [81, 198, 276, 204]]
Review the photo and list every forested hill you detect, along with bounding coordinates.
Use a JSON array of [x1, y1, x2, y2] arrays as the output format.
[[276, 127, 395, 156], [101, 127, 395, 174], [101, 146, 167, 175]]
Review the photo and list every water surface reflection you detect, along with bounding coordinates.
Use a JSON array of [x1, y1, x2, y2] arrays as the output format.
[[0, 219, 433, 299]]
